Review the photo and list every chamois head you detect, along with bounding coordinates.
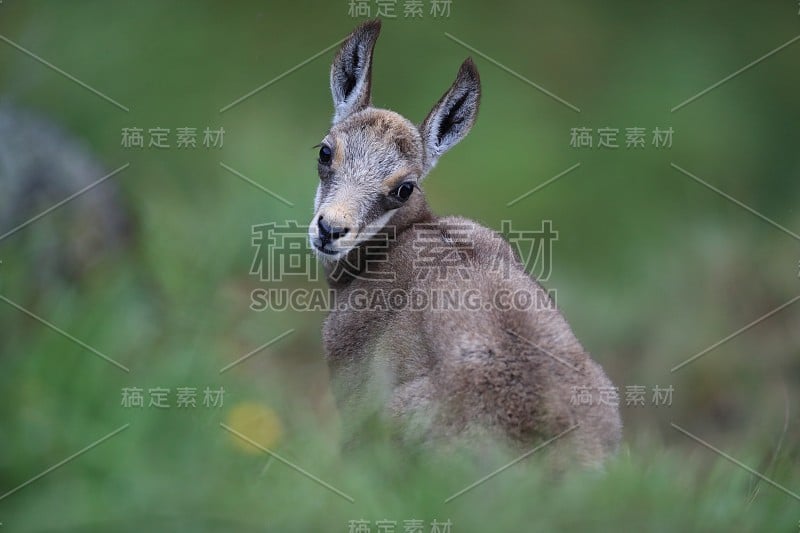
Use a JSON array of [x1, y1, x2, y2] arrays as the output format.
[[308, 19, 481, 260]]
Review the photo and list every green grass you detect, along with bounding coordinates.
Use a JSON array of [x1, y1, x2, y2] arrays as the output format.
[[1, 1, 799, 531]]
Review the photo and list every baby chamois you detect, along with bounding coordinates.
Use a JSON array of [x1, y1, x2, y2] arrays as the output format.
[[308, 20, 622, 467]]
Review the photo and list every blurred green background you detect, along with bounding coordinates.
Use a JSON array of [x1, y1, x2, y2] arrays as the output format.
[[0, 1, 798, 531]]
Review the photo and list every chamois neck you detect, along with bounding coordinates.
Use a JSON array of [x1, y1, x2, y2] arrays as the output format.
[[389, 191, 436, 235], [323, 193, 435, 287]]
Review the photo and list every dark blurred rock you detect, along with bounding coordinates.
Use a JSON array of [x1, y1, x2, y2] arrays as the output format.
[[0, 104, 135, 285]]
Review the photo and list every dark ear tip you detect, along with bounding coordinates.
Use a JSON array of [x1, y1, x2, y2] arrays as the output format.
[[459, 57, 480, 84], [354, 18, 382, 39]]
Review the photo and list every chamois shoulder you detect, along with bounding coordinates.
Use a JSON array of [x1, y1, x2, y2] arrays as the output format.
[[422, 215, 522, 271]]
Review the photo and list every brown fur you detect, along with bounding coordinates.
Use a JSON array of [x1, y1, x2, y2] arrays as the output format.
[[309, 20, 622, 467]]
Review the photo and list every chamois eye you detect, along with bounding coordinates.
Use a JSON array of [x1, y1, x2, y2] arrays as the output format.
[[392, 181, 415, 201], [318, 144, 332, 165]]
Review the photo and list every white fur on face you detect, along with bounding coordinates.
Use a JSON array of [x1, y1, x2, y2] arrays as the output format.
[[344, 209, 396, 248], [313, 184, 322, 211]]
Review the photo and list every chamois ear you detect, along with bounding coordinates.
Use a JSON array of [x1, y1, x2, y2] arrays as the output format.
[[420, 57, 481, 171], [330, 19, 382, 125]]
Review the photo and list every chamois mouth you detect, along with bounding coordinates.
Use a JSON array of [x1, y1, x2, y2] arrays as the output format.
[[309, 210, 397, 261], [310, 237, 348, 260], [313, 243, 339, 256]]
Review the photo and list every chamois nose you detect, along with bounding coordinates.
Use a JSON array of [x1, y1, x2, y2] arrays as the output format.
[[317, 215, 349, 245]]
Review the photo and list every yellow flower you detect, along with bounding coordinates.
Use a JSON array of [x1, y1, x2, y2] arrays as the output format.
[[226, 402, 283, 454]]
